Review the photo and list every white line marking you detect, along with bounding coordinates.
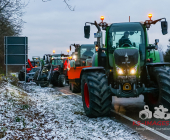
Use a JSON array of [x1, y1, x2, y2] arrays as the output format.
[[111, 110, 170, 140]]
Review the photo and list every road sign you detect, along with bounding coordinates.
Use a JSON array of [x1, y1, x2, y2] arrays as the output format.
[[4, 36, 28, 77], [4, 36, 28, 65]]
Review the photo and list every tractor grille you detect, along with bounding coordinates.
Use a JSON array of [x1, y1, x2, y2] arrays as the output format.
[[114, 49, 138, 68]]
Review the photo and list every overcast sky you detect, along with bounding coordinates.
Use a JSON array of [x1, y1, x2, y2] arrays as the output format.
[[22, 0, 170, 59]]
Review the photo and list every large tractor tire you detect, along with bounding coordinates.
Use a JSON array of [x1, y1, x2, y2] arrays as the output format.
[[70, 83, 81, 93], [51, 72, 58, 86], [33, 70, 40, 86], [144, 67, 170, 110], [81, 71, 111, 118], [58, 74, 66, 87], [18, 71, 25, 81]]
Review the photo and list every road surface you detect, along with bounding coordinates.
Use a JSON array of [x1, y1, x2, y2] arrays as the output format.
[[54, 85, 170, 140]]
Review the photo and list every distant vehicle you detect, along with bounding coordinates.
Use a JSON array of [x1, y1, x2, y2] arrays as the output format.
[[18, 58, 43, 81], [34, 54, 70, 87], [26, 67, 40, 82]]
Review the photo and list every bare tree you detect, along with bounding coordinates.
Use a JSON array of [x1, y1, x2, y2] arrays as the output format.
[[42, 0, 75, 11], [0, 0, 26, 73]]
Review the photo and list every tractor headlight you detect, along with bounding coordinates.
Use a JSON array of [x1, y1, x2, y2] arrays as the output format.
[[130, 66, 137, 74], [73, 55, 76, 59], [130, 68, 136, 74], [116, 66, 124, 75], [118, 69, 124, 75]]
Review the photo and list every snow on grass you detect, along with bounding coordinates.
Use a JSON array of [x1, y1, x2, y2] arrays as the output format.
[[0, 81, 144, 140]]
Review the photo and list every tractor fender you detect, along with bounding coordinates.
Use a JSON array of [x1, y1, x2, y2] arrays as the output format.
[[80, 67, 105, 84]]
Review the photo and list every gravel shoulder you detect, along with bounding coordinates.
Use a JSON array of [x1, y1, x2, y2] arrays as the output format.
[[0, 81, 144, 140]]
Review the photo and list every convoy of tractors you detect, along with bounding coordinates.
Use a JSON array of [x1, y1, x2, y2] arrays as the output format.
[[18, 14, 170, 118]]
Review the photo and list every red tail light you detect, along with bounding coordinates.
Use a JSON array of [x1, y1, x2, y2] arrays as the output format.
[[53, 68, 59, 71]]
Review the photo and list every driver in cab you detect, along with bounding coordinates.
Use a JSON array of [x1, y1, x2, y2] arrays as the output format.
[[119, 31, 132, 47]]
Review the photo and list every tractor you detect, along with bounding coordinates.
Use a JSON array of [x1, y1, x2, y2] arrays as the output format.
[[68, 44, 95, 93], [18, 59, 35, 81], [18, 56, 42, 81], [34, 54, 70, 87], [78, 15, 170, 118]]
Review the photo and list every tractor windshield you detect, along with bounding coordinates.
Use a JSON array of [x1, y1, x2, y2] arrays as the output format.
[[80, 45, 95, 58], [108, 22, 145, 49], [52, 59, 63, 67]]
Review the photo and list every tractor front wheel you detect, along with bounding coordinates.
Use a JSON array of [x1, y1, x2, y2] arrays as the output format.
[[81, 71, 111, 118], [58, 74, 66, 87], [51, 72, 58, 86], [70, 83, 81, 93]]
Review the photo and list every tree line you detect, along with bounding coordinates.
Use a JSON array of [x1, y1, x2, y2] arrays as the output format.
[[0, 0, 26, 74]]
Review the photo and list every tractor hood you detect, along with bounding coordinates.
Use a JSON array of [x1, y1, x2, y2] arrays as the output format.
[[113, 47, 139, 69]]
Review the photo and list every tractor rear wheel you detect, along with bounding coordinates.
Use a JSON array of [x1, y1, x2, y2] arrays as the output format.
[[144, 67, 170, 110], [70, 83, 81, 93], [81, 71, 111, 118], [58, 74, 65, 87]]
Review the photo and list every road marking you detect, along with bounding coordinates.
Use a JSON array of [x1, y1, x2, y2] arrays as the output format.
[[111, 110, 170, 140]]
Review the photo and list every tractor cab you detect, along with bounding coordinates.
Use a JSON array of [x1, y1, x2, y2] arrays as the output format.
[[108, 22, 146, 69], [70, 44, 95, 66]]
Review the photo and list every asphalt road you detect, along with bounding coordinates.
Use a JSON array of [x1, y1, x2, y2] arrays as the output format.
[[54, 85, 170, 140]]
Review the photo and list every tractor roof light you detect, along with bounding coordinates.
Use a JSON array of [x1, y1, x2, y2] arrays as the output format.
[[148, 14, 152, 20], [100, 16, 104, 22]]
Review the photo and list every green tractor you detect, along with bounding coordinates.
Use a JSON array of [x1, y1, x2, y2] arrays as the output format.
[[80, 15, 170, 117]]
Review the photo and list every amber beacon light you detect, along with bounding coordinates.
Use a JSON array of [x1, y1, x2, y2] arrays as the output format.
[[100, 16, 104, 22], [148, 14, 152, 20]]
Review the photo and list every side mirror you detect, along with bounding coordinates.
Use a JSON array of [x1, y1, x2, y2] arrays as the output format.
[[84, 25, 90, 39], [70, 45, 71, 51], [155, 39, 159, 44], [161, 21, 168, 35]]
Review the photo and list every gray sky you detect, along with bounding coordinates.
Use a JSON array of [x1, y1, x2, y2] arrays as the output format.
[[22, 0, 170, 59]]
